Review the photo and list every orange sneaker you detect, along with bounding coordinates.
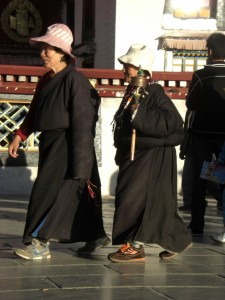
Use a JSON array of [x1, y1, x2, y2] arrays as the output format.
[[108, 243, 145, 263]]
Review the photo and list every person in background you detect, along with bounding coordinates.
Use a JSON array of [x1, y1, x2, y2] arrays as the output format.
[[210, 141, 225, 243], [179, 110, 223, 211], [108, 44, 192, 263], [179, 110, 193, 211], [8, 23, 110, 260], [186, 32, 225, 234]]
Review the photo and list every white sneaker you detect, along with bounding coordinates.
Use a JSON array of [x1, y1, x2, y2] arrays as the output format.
[[210, 230, 225, 243], [15, 238, 51, 260]]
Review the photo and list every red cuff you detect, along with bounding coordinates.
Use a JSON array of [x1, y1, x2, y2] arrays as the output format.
[[15, 129, 28, 142]]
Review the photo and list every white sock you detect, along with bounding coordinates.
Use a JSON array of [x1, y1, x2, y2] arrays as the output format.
[[131, 241, 141, 248]]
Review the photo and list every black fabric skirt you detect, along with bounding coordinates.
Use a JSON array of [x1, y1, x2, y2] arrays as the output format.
[[23, 130, 105, 244], [112, 147, 192, 253]]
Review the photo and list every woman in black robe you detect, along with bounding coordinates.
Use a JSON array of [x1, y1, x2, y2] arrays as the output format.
[[108, 44, 192, 263], [8, 24, 110, 260]]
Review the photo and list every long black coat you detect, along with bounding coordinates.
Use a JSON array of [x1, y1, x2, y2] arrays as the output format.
[[112, 83, 192, 253], [20, 65, 105, 244]]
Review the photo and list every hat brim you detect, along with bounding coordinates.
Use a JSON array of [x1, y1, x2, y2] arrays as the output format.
[[118, 51, 153, 75], [118, 55, 139, 68], [30, 36, 76, 63]]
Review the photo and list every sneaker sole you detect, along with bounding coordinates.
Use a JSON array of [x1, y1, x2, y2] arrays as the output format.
[[15, 250, 51, 260], [159, 251, 178, 260], [108, 256, 145, 263]]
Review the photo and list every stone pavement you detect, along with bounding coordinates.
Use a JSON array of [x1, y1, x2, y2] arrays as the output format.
[[0, 195, 225, 300]]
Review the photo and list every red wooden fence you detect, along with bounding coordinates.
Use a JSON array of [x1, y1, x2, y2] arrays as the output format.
[[0, 65, 193, 99]]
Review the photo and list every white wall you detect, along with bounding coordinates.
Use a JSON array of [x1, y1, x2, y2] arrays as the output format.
[[114, 0, 165, 71], [98, 97, 120, 195], [84, 0, 166, 71], [0, 166, 36, 197]]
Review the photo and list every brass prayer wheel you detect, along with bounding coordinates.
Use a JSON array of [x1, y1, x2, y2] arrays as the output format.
[[131, 75, 147, 87]]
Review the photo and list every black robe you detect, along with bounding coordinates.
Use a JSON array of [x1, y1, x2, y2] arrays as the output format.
[[21, 65, 105, 244], [112, 83, 192, 253]]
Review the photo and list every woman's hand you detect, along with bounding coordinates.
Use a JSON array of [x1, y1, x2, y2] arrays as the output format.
[[8, 135, 22, 158]]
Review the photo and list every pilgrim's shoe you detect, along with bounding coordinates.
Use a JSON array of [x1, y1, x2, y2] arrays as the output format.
[[77, 235, 111, 254], [15, 238, 51, 260], [108, 243, 145, 263], [159, 243, 192, 260], [159, 250, 178, 259]]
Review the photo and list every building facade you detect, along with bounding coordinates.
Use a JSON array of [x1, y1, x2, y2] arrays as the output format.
[[74, 0, 225, 72], [1, 0, 224, 70]]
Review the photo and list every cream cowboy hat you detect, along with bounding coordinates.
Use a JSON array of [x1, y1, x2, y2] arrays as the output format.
[[30, 23, 76, 63], [118, 44, 155, 75]]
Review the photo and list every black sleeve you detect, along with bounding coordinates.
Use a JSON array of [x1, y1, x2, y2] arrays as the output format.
[[132, 84, 183, 138], [70, 72, 100, 179], [186, 72, 202, 111]]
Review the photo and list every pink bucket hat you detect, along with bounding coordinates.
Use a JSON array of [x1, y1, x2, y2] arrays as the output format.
[[30, 23, 76, 63]]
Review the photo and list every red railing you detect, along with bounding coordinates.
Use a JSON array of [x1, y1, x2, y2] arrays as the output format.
[[0, 65, 193, 99]]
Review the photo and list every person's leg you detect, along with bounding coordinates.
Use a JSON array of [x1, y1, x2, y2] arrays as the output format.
[[206, 181, 223, 210], [209, 187, 225, 243], [189, 137, 211, 234], [180, 150, 193, 210]]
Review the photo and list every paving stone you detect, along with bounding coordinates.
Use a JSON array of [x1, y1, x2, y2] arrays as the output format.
[[0, 287, 168, 300], [156, 287, 225, 300], [0, 196, 225, 300]]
